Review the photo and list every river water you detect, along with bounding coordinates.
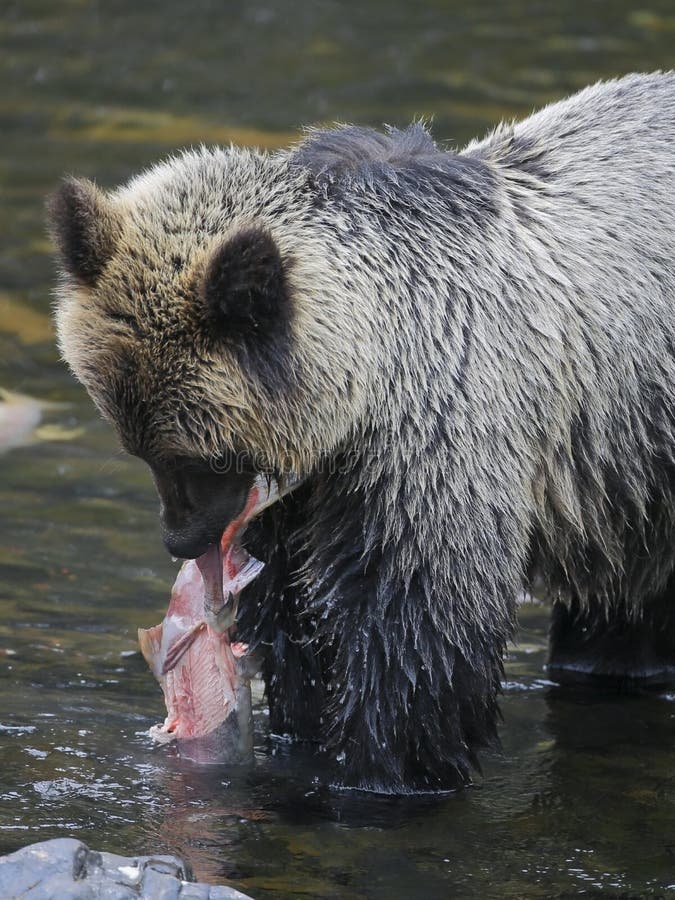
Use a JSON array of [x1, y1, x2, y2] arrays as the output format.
[[1, 1, 674, 897]]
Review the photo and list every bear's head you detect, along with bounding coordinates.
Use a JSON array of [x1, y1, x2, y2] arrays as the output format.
[[47, 149, 371, 557]]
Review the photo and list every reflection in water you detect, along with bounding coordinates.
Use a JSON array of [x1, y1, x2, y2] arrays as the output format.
[[1, 0, 675, 896]]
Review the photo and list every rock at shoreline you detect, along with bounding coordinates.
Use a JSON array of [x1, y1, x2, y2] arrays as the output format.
[[0, 838, 253, 899]]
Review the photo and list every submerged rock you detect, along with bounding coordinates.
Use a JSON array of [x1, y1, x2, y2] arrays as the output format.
[[0, 838, 252, 899]]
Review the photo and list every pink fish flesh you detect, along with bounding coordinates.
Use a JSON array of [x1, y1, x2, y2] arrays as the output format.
[[138, 541, 263, 764], [138, 476, 282, 764]]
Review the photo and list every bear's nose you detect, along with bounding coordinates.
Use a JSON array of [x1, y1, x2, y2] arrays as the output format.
[[162, 526, 218, 560]]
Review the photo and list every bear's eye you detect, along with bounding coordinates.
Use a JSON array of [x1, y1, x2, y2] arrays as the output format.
[[108, 311, 141, 335]]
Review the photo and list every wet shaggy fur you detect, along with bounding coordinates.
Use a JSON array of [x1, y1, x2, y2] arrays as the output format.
[[50, 73, 675, 791]]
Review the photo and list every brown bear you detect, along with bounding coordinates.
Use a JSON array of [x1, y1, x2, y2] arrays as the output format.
[[49, 72, 675, 792]]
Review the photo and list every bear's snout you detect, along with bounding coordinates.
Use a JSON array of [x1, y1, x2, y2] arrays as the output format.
[[150, 458, 256, 559]]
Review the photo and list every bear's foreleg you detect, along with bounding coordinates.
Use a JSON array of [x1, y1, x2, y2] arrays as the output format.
[[298, 459, 524, 792], [309, 554, 509, 792]]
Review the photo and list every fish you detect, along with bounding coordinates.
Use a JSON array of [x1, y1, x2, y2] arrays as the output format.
[[138, 541, 263, 765], [0, 388, 45, 452], [138, 475, 289, 765], [0, 388, 78, 454]]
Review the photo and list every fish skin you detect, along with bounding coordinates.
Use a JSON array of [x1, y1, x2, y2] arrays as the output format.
[[138, 543, 263, 764]]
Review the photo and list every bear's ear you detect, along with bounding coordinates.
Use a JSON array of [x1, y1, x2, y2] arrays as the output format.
[[201, 226, 291, 342], [47, 177, 120, 286]]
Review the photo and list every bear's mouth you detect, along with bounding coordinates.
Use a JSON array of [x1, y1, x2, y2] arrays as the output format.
[[153, 455, 257, 560], [152, 451, 301, 628], [194, 474, 285, 632]]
